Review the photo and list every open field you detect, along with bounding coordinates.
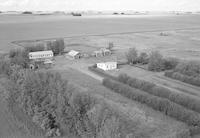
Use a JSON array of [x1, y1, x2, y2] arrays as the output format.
[[1, 14, 200, 54]]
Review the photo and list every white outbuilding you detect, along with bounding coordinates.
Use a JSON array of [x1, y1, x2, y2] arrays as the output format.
[[97, 62, 117, 71], [29, 50, 54, 60], [67, 50, 81, 59]]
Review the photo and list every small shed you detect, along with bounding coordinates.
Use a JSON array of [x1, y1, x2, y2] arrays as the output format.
[[67, 50, 81, 59], [102, 48, 111, 56], [94, 50, 103, 57], [97, 62, 117, 71]]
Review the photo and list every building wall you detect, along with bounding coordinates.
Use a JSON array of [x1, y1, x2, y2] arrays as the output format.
[[97, 62, 117, 71]]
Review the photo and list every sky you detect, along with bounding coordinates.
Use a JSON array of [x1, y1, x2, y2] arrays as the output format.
[[0, 0, 200, 11]]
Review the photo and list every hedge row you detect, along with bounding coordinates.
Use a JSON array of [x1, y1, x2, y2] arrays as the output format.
[[102, 78, 200, 136], [118, 74, 200, 114], [165, 71, 200, 87]]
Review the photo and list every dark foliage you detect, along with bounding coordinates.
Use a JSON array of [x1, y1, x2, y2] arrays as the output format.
[[148, 51, 165, 71], [103, 78, 200, 136], [118, 73, 200, 114], [165, 71, 200, 87], [47, 39, 65, 55]]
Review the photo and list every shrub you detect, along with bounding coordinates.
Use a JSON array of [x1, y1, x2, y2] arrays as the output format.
[[137, 52, 149, 64], [148, 51, 165, 71], [0, 58, 12, 77], [9, 48, 29, 68], [165, 71, 200, 87], [118, 73, 200, 114], [163, 57, 179, 70], [175, 61, 200, 77], [126, 48, 138, 64], [102, 78, 200, 135]]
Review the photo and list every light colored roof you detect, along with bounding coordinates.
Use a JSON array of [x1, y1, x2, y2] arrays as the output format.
[[29, 50, 53, 59], [44, 59, 53, 64], [94, 50, 102, 53], [97, 62, 117, 65], [29, 50, 53, 56], [68, 50, 80, 57]]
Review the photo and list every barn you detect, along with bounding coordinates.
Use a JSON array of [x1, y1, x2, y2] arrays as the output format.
[[97, 62, 117, 71]]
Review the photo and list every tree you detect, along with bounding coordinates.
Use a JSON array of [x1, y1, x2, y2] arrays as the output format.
[[148, 51, 164, 71], [107, 42, 114, 51], [138, 52, 149, 64], [47, 38, 65, 55], [126, 48, 138, 64]]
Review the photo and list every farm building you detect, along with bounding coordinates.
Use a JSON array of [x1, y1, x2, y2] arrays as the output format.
[[94, 50, 103, 57], [97, 62, 117, 71], [66, 50, 81, 59], [29, 50, 54, 60], [100, 48, 111, 56], [94, 48, 111, 57], [28, 50, 54, 69]]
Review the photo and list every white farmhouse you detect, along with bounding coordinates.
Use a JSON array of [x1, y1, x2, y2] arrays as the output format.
[[97, 62, 117, 71]]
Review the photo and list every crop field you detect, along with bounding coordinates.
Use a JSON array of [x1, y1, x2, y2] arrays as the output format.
[[1, 14, 200, 53]]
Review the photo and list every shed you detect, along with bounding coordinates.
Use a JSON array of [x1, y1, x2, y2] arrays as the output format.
[[97, 62, 117, 71], [102, 49, 111, 56], [94, 50, 103, 57], [67, 50, 81, 59]]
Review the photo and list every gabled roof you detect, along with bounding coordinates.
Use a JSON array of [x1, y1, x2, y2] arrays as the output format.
[[68, 50, 80, 57]]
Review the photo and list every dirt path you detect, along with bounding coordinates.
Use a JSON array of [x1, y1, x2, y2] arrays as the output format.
[[70, 66, 103, 82]]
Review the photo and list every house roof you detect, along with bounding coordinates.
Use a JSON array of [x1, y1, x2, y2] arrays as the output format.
[[97, 62, 117, 65], [68, 50, 80, 57]]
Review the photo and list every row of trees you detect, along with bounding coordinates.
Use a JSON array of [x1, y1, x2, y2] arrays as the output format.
[[126, 48, 179, 71], [102, 78, 200, 136], [118, 73, 200, 114]]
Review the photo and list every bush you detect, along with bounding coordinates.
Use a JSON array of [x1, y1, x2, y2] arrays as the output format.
[[118, 73, 200, 114], [103, 78, 200, 135], [175, 61, 200, 77], [9, 48, 29, 68], [137, 52, 149, 64], [163, 57, 179, 70], [0, 58, 12, 77], [148, 51, 165, 71]]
